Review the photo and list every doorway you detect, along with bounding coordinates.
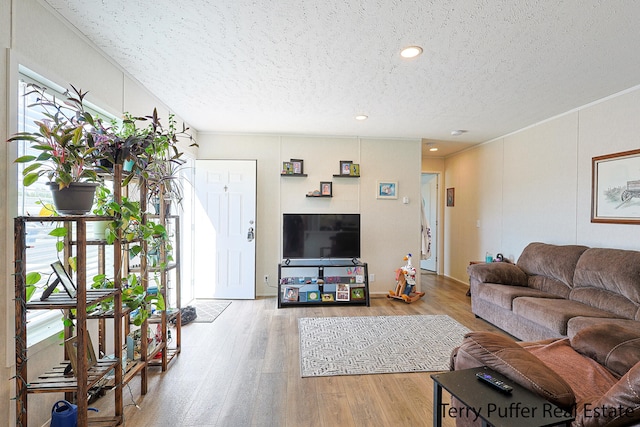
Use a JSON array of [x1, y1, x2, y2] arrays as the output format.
[[194, 160, 257, 299], [421, 173, 438, 272]]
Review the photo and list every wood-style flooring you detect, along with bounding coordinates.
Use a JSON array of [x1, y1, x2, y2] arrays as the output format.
[[92, 272, 508, 427]]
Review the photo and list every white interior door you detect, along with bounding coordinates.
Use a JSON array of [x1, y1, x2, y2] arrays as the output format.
[[421, 173, 438, 272], [194, 160, 256, 299]]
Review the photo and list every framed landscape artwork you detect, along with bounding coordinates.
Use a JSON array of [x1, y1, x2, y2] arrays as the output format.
[[591, 148, 640, 224]]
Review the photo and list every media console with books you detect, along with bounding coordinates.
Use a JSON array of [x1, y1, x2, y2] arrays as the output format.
[[277, 260, 370, 308]]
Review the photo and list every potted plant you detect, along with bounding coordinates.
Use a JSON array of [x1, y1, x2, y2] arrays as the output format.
[[93, 112, 154, 179], [7, 83, 103, 214]]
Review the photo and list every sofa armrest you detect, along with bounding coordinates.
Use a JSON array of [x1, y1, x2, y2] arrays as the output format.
[[574, 360, 640, 427], [571, 324, 640, 377], [451, 331, 575, 409], [467, 262, 529, 287]]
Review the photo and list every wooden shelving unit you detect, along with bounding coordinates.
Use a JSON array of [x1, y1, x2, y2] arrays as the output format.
[[14, 215, 124, 427], [13, 166, 183, 425]]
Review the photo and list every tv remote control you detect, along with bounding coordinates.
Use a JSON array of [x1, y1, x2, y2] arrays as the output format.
[[476, 371, 513, 393]]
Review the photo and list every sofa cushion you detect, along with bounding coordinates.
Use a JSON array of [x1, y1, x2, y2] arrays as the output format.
[[513, 297, 619, 336], [573, 360, 640, 427], [570, 287, 638, 320], [570, 324, 640, 377], [472, 283, 561, 310], [573, 247, 640, 319], [525, 338, 619, 409], [451, 331, 575, 409], [568, 317, 640, 339], [516, 242, 589, 293]]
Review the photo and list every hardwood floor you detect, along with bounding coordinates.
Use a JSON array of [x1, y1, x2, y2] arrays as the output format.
[[93, 272, 507, 427]]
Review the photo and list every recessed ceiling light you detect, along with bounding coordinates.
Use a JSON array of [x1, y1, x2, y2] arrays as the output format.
[[451, 130, 467, 136], [355, 115, 368, 121], [400, 46, 423, 59], [425, 142, 438, 152], [429, 146, 438, 152]]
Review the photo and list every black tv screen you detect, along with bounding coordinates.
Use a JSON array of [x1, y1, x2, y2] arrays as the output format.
[[283, 214, 361, 259]]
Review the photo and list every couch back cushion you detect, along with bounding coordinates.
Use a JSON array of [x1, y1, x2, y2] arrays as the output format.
[[571, 248, 640, 319], [517, 242, 589, 297]]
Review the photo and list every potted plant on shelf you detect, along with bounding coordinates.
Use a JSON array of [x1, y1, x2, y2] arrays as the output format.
[[7, 83, 103, 214], [137, 111, 194, 214], [93, 112, 155, 180]]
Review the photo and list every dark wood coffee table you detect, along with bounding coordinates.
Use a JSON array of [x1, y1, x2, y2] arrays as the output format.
[[431, 367, 574, 427]]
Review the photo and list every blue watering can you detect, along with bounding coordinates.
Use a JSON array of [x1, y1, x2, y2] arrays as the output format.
[[51, 400, 98, 427]]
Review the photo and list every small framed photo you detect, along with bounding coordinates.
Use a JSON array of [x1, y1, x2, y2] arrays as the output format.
[[350, 287, 365, 300], [291, 159, 304, 174], [307, 290, 321, 302], [320, 181, 332, 196], [340, 160, 352, 175], [282, 161, 294, 174], [336, 284, 350, 301], [377, 181, 397, 199], [65, 332, 97, 376], [350, 163, 360, 176], [298, 292, 308, 302], [283, 286, 299, 302], [321, 293, 335, 302], [51, 261, 76, 298], [446, 187, 455, 207]]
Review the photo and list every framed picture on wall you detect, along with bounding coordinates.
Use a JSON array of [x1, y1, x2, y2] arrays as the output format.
[[591, 148, 640, 224], [446, 188, 455, 207], [377, 181, 397, 199]]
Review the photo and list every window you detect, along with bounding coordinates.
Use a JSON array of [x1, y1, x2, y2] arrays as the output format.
[[16, 72, 115, 344]]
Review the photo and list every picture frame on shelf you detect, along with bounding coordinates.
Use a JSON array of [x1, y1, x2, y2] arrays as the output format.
[[298, 292, 308, 302], [377, 181, 397, 199], [591, 148, 640, 224], [65, 332, 97, 376], [291, 159, 304, 175], [320, 181, 332, 196], [350, 287, 365, 300], [307, 290, 321, 302], [321, 293, 335, 302], [336, 284, 350, 301], [340, 160, 352, 175], [283, 286, 299, 302], [50, 261, 77, 298], [282, 161, 294, 175], [350, 163, 360, 176]]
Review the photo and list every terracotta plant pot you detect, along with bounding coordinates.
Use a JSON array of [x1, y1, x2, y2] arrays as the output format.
[[47, 182, 99, 215]]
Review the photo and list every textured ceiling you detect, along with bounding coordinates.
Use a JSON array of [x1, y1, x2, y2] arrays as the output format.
[[43, 0, 640, 155]]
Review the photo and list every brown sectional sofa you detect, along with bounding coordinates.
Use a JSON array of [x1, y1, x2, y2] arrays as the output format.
[[468, 242, 640, 342], [451, 242, 640, 426]]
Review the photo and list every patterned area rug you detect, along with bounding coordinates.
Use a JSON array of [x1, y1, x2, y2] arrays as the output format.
[[192, 300, 231, 323], [298, 315, 471, 377]]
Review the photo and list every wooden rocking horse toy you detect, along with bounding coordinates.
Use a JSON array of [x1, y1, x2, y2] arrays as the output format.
[[387, 253, 425, 303]]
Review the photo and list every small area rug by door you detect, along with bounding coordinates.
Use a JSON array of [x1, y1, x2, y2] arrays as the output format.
[[298, 314, 470, 377], [192, 300, 231, 323]]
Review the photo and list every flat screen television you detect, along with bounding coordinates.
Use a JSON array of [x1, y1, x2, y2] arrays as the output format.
[[283, 214, 360, 259]]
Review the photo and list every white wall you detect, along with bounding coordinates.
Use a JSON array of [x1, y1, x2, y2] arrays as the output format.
[[1, 1, 197, 425], [197, 134, 423, 297], [443, 87, 640, 283]]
